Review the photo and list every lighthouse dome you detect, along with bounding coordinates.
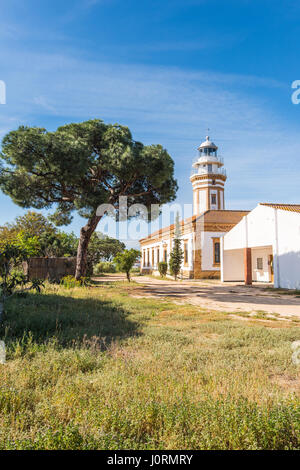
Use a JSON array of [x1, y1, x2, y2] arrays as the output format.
[[198, 136, 218, 151]]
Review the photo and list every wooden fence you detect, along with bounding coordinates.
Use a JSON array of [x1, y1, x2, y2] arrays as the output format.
[[23, 257, 76, 281]]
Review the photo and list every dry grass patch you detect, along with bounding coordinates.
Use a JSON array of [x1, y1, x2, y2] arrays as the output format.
[[1, 281, 300, 449], [271, 374, 300, 392]]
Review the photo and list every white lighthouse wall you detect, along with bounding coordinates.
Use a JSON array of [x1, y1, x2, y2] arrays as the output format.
[[220, 190, 225, 210], [199, 190, 207, 213], [193, 191, 197, 215]]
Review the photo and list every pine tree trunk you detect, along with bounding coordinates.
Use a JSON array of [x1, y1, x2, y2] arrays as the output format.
[[75, 215, 101, 280]]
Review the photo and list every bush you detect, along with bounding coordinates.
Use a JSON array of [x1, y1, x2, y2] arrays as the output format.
[[114, 249, 140, 282], [93, 262, 116, 275], [131, 267, 140, 273], [60, 275, 90, 289], [158, 261, 168, 278], [0, 242, 43, 302]]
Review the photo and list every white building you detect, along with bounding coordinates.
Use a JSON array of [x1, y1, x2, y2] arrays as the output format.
[[140, 136, 248, 278], [221, 203, 300, 289]]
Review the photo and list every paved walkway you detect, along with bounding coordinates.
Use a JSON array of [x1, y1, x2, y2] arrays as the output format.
[[95, 275, 300, 318]]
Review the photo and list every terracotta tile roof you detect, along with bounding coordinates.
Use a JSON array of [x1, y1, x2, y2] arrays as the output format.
[[203, 210, 249, 223], [139, 215, 195, 242], [260, 203, 300, 213], [139, 210, 249, 243]]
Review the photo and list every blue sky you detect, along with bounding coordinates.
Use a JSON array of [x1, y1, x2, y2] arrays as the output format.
[[0, 0, 299, 243]]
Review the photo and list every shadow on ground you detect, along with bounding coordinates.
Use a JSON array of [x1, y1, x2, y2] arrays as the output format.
[[1, 290, 140, 348], [128, 276, 300, 316]]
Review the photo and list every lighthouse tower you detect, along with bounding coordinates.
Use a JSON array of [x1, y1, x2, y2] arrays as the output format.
[[190, 135, 227, 216]]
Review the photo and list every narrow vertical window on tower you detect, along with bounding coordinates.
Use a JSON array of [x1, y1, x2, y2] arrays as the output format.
[[211, 194, 217, 205]]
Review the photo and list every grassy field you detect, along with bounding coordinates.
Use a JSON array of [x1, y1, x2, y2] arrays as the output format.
[[1, 280, 300, 450]]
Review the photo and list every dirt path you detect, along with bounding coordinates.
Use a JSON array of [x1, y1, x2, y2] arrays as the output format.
[[95, 274, 300, 319], [134, 277, 300, 318]]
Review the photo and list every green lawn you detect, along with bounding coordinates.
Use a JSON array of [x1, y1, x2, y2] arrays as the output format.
[[1, 281, 300, 450]]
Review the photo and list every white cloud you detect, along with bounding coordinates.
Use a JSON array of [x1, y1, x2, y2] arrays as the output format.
[[83, 0, 104, 7], [0, 48, 299, 230], [33, 96, 57, 113], [0, 23, 21, 39], [122, 32, 243, 53], [60, 0, 109, 23]]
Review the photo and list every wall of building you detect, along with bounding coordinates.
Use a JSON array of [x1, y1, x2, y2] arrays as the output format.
[[141, 232, 194, 277], [201, 231, 224, 271], [199, 190, 207, 213], [222, 205, 300, 289], [251, 246, 273, 282], [219, 189, 224, 210], [221, 245, 273, 284], [209, 189, 218, 211], [276, 210, 300, 289], [223, 205, 274, 250], [221, 247, 244, 281], [191, 174, 225, 215]]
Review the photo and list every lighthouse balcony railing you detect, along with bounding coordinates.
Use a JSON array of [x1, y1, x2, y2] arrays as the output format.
[[192, 156, 224, 167], [190, 167, 227, 177]]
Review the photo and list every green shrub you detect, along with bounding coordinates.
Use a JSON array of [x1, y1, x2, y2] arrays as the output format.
[[131, 267, 140, 273], [114, 249, 140, 282], [93, 261, 116, 275], [158, 261, 168, 278], [60, 275, 90, 288], [0, 242, 44, 302]]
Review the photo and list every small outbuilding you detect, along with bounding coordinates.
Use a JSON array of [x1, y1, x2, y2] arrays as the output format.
[[221, 203, 300, 289]]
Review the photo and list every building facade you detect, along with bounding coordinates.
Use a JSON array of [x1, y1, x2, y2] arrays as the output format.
[[221, 203, 300, 289], [140, 136, 249, 279]]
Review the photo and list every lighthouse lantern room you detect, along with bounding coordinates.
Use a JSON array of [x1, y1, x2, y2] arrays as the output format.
[[190, 135, 227, 215]]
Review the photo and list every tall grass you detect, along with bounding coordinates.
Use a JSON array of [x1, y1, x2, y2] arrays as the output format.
[[0, 282, 300, 450]]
